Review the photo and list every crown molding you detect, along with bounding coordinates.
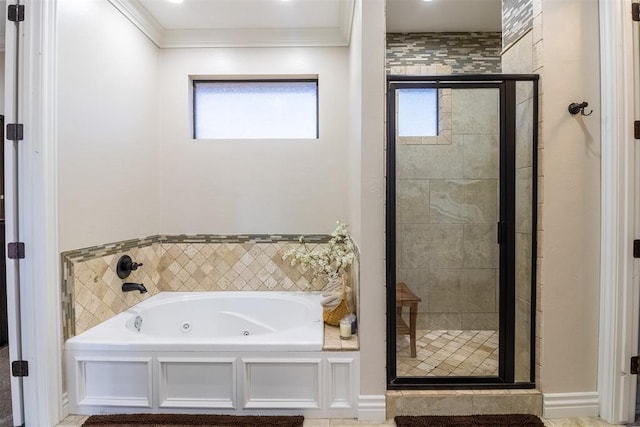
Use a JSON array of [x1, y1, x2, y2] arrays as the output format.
[[108, 0, 354, 48], [339, 0, 355, 48], [108, 0, 164, 46]]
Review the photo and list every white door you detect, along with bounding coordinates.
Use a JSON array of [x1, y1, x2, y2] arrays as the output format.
[[597, 0, 640, 424], [4, 2, 25, 424], [634, 2, 640, 422]]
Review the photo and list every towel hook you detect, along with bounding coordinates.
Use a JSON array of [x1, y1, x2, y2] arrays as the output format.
[[568, 101, 593, 116]]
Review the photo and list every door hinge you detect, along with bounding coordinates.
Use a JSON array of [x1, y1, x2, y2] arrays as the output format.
[[7, 4, 24, 22], [7, 242, 25, 259], [634, 3, 640, 21], [635, 121, 640, 139], [6, 123, 23, 141], [634, 240, 640, 258], [11, 360, 28, 377]]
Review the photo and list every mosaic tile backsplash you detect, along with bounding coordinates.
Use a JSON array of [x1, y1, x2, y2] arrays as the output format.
[[386, 33, 502, 74], [61, 234, 358, 340]]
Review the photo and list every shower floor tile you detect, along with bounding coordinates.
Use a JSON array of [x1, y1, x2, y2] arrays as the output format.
[[397, 329, 498, 377]]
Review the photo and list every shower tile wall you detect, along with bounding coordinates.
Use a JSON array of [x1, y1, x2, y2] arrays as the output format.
[[61, 234, 359, 340], [387, 32, 503, 332], [396, 88, 500, 331]]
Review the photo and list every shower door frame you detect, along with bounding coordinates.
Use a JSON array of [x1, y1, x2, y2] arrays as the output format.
[[386, 74, 539, 389]]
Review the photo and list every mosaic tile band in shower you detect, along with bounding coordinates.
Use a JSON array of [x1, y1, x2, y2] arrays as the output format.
[[386, 32, 502, 74], [503, 0, 533, 50]]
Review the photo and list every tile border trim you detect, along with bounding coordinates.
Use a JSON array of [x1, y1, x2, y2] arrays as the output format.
[[61, 233, 332, 262]]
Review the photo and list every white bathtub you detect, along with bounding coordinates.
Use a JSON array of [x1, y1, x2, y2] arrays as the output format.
[[65, 291, 359, 418], [66, 291, 324, 352]]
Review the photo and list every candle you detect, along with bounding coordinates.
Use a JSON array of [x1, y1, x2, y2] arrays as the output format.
[[340, 318, 352, 340]]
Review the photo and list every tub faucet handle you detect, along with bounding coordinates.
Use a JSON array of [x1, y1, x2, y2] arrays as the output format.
[[116, 254, 143, 279]]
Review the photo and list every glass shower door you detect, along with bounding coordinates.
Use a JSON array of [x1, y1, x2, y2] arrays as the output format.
[[393, 85, 501, 379]]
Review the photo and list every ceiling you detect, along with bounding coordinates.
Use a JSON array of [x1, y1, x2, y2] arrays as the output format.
[[139, 0, 345, 31], [109, 0, 355, 47], [108, 0, 501, 48], [386, 0, 502, 33]]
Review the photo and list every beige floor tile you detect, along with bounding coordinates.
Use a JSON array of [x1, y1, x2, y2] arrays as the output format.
[[542, 417, 620, 426], [304, 419, 331, 427], [54, 415, 88, 427], [329, 418, 396, 426]]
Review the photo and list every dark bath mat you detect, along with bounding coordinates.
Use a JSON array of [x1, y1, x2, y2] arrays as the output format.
[[394, 414, 545, 427], [81, 413, 304, 427]]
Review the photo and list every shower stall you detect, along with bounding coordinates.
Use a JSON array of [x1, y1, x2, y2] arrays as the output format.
[[386, 75, 538, 388]]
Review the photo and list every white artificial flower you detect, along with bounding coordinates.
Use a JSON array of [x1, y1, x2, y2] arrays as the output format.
[[282, 220, 356, 282]]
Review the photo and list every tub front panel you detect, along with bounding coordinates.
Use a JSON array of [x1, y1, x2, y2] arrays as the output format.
[[158, 357, 236, 409], [75, 357, 153, 408], [242, 358, 322, 409], [66, 350, 359, 418]]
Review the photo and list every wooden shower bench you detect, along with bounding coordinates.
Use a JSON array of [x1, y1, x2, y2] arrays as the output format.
[[396, 282, 421, 358]]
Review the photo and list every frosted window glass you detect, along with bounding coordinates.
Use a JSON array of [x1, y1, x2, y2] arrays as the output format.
[[397, 89, 438, 137], [194, 80, 318, 139]]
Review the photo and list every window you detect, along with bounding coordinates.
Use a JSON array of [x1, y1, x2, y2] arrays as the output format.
[[397, 88, 438, 137], [193, 79, 318, 139]]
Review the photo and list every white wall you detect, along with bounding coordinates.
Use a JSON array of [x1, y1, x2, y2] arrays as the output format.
[[57, 0, 160, 251], [57, 1, 351, 244], [502, 0, 601, 413], [354, 0, 387, 418], [158, 47, 350, 235], [539, 0, 601, 395], [348, 1, 362, 243]]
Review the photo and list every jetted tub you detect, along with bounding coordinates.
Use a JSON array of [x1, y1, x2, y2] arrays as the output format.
[[64, 291, 359, 417], [66, 291, 325, 352]]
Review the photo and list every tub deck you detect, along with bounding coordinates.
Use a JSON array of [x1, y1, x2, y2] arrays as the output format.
[[323, 325, 359, 351]]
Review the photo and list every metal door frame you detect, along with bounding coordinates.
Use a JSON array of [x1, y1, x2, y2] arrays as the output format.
[[386, 74, 538, 389]]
